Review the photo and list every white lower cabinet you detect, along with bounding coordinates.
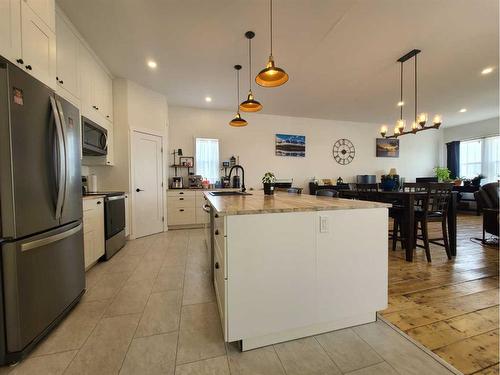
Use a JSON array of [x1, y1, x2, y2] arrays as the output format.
[[167, 190, 211, 226], [83, 197, 105, 270]]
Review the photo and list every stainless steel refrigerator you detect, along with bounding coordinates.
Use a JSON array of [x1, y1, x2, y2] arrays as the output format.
[[0, 57, 85, 364]]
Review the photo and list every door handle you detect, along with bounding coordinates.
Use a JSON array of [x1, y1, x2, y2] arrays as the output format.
[[136, 188, 143, 192], [50, 97, 65, 220]]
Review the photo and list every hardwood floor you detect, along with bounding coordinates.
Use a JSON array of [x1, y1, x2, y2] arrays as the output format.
[[381, 213, 499, 375]]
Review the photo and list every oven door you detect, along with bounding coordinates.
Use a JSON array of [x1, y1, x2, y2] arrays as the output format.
[[105, 195, 126, 239], [82, 117, 107, 156]]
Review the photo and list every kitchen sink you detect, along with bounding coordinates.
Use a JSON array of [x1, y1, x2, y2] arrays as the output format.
[[208, 191, 252, 196]]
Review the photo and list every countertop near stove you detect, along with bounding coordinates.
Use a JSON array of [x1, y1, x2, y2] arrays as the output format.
[[82, 195, 105, 200]]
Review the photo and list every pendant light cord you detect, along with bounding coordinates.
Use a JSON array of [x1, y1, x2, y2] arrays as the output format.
[[414, 53, 417, 122], [249, 38, 252, 90], [270, 0, 273, 56], [400, 61, 403, 121], [236, 69, 240, 110]]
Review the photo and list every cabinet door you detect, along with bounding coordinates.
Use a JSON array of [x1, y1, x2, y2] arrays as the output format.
[[103, 74, 113, 122], [95, 199, 105, 258], [24, 0, 55, 31], [0, 0, 22, 64], [55, 12, 79, 99], [78, 44, 95, 119], [21, 1, 56, 88]]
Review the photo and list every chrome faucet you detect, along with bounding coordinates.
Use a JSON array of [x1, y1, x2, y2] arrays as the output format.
[[228, 165, 246, 192]]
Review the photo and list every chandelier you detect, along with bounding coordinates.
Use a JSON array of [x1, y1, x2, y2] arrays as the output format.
[[380, 49, 442, 138]]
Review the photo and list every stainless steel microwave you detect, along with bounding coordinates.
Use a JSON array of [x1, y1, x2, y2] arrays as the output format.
[[82, 116, 107, 156]]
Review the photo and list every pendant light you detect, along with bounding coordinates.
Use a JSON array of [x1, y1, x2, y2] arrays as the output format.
[[229, 65, 248, 127], [240, 31, 263, 112], [255, 0, 289, 87]]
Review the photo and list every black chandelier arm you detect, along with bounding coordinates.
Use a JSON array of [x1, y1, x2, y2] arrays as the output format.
[[382, 123, 442, 139], [414, 53, 417, 122]]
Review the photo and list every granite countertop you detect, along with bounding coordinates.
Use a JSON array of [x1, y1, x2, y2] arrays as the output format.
[[82, 195, 105, 200], [204, 191, 391, 215]]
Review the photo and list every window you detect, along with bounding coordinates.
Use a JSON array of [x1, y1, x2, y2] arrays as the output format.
[[195, 138, 219, 183], [460, 136, 500, 183], [460, 140, 482, 179]]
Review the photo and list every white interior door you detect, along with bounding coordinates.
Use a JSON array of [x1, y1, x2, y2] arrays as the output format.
[[131, 130, 164, 238]]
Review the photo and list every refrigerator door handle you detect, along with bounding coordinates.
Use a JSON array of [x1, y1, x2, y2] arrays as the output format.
[[55, 99, 69, 215], [20, 223, 82, 252], [50, 97, 66, 220]]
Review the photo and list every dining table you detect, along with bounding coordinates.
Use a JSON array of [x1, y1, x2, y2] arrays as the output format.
[[338, 190, 457, 262]]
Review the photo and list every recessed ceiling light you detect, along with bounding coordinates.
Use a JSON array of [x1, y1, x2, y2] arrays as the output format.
[[481, 67, 494, 75], [205, 96, 212, 103], [397, 101, 404, 107], [459, 108, 467, 113], [147, 60, 157, 69]]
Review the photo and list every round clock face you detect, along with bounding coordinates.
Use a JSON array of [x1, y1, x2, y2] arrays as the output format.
[[333, 139, 355, 165]]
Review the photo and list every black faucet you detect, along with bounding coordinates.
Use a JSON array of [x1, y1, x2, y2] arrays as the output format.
[[228, 165, 246, 192]]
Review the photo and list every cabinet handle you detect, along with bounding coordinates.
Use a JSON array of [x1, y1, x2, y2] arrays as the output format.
[[16, 58, 24, 64], [179, 198, 184, 200], [215, 262, 220, 269], [215, 213, 219, 218], [59, 79, 64, 84], [97, 201, 102, 205], [179, 209, 184, 212], [215, 230, 219, 235], [106, 115, 110, 118], [179, 192, 184, 195], [25, 65, 32, 70]]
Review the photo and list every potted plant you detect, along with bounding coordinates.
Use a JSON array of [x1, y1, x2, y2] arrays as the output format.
[[434, 167, 451, 182], [471, 174, 485, 188], [262, 172, 276, 195]]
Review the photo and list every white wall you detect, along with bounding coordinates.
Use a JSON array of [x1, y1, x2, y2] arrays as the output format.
[[168, 106, 441, 190], [442, 117, 499, 143]]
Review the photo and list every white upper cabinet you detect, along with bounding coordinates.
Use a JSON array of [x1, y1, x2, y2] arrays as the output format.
[[55, 11, 79, 100], [0, 0, 22, 64], [79, 43, 113, 125], [20, 0, 56, 88], [24, 0, 55, 31]]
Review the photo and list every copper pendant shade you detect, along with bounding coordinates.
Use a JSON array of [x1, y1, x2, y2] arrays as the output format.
[[240, 31, 263, 112], [256, 0, 288, 88], [229, 65, 248, 127]]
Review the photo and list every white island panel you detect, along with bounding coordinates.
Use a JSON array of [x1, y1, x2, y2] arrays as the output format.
[[226, 211, 317, 342]]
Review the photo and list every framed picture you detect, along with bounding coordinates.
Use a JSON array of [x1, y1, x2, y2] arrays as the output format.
[[275, 134, 306, 157], [376, 138, 399, 158]]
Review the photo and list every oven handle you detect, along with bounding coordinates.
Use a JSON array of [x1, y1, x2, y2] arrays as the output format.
[[106, 195, 126, 201]]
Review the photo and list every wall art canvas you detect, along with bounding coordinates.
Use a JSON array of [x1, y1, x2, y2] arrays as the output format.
[[275, 134, 306, 157], [376, 138, 399, 157]]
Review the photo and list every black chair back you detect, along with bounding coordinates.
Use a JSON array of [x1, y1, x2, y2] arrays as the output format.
[[316, 190, 337, 197], [427, 183, 453, 214], [355, 183, 379, 192]]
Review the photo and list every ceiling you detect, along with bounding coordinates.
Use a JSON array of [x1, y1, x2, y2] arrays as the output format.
[[57, 0, 499, 127]]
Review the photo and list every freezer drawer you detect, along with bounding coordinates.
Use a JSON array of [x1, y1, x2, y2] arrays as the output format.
[[1, 221, 85, 352]]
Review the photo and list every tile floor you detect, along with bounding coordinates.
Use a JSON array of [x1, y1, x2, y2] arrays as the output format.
[[0, 229, 457, 374]]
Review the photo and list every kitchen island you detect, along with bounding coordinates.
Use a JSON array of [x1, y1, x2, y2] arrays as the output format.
[[204, 191, 390, 350]]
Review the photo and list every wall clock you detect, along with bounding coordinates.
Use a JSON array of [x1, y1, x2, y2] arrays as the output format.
[[333, 138, 355, 165]]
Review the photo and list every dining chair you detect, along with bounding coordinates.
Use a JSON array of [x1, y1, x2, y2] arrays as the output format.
[[355, 183, 378, 200], [316, 190, 337, 197], [391, 183, 429, 251], [414, 183, 453, 261]]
